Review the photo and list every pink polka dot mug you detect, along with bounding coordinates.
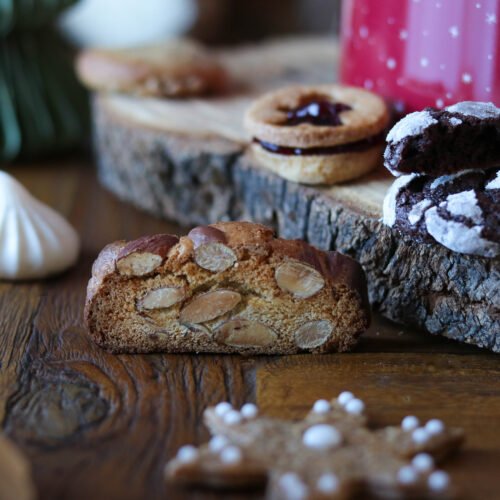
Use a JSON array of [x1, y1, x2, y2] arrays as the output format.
[[340, 0, 499, 112]]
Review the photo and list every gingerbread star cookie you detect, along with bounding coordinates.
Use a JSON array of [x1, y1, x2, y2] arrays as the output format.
[[244, 84, 389, 185], [76, 38, 228, 98], [166, 393, 464, 499]]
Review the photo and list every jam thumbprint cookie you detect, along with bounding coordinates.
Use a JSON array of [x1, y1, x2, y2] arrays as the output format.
[[244, 85, 389, 185]]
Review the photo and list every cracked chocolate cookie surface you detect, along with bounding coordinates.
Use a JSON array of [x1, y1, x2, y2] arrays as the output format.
[[384, 101, 500, 177], [84, 222, 370, 354], [383, 168, 500, 258]]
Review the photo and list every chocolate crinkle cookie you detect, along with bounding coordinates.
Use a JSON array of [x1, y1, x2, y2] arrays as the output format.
[[383, 168, 500, 258], [84, 222, 370, 355], [384, 101, 500, 177]]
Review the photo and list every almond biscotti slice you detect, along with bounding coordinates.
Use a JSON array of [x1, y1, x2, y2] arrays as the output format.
[[84, 222, 370, 354]]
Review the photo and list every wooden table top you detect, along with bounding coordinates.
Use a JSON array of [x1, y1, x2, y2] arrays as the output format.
[[0, 160, 499, 500]]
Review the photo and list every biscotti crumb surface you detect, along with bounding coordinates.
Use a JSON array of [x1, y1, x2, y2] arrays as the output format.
[[84, 221, 370, 355]]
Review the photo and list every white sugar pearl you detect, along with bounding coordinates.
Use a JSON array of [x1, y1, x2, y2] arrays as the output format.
[[303, 424, 342, 450], [220, 445, 242, 465], [412, 427, 431, 444], [345, 398, 365, 415], [312, 399, 331, 414], [412, 453, 434, 472], [215, 402, 232, 417], [316, 473, 339, 493], [337, 391, 354, 406], [278, 473, 308, 500], [397, 465, 418, 485], [223, 409, 242, 425], [428, 470, 450, 491], [401, 416, 420, 431], [176, 445, 199, 463], [425, 419, 445, 435], [209, 435, 229, 453], [240, 403, 258, 419]]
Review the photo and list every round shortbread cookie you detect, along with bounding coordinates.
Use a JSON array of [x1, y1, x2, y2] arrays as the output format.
[[244, 84, 389, 148], [249, 142, 382, 185], [382, 168, 500, 258], [76, 39, 228, 97]]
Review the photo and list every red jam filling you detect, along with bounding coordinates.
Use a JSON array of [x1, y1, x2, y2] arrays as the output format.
[[254, 131, 385, 156], [284, 100, 352, 126]]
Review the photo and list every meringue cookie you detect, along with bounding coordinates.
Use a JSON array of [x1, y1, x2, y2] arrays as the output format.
[[0, 171, 80, 279]]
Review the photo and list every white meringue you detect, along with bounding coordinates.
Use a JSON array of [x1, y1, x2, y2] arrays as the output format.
[[0, 171, 80, 280]]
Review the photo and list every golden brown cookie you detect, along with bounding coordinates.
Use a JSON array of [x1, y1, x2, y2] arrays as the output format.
[[244, 84, 389, 185], [166, 394, 464, 499], [76, 39, 228, 97], [84, 221, 370, 355]]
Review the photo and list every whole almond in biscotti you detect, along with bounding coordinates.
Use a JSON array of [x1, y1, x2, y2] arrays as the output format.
[[214, 319, 277, 348], [116, 234, 179, 276], [180, 290, 241, 324], [188, 225, 238, 272], [138, 286, 186, 310], [84, 221, 370, 354], [165, 395, 464, 499], [294, 320, 333, 349], [274, 260, 325, 298]]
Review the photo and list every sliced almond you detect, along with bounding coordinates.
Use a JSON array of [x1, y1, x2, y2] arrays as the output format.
[[294, 320, 333, 349], [180, 290, 241, 324], [116, 234, 178, 276], [117, 252, 163, 276], [215, 319, 277, 348], [138, 286, 186, 310], [194, 243, 237, 272], [275, 260, 325, 298]]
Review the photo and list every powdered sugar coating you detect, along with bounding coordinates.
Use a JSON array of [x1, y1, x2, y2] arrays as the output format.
[[429, 169, 475, 190], [486, 171, 500, 190], [446, 101, 500, 119], [443, 190, 483, 224], [449, 117, 463, 126], [425, 207, 500, 258], [382, 174, 419, 227], [386, 110, 438, 144], [408, 199, 432, 225]]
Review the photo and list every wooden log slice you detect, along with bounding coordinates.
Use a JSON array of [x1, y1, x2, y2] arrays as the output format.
[[91, 38, 499, 352]]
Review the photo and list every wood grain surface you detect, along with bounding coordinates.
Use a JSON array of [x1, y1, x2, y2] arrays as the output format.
[[0, 161, 499, 500]]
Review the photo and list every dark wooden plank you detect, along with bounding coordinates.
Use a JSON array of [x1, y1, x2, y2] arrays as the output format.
[[0, 160, 498, 500], [256, 354, 500, 500]]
